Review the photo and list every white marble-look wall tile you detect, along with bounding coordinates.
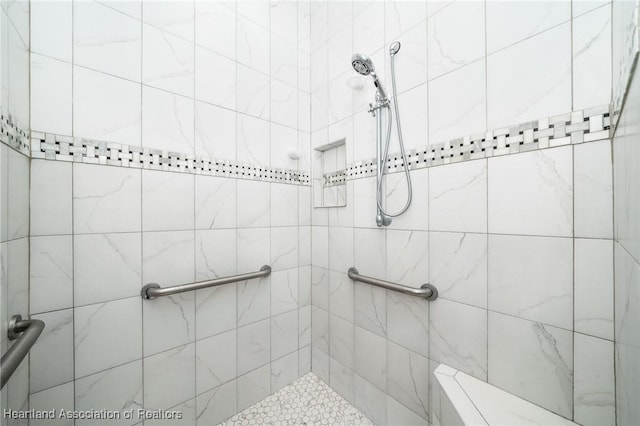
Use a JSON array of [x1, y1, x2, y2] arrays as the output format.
[[488, 146, 573, 237], [354, 326, 386, 390], [487, 23, 571, 129], [73, 164, 141, 234], [353, 2, 384, 56], [387, 291, 429, 358], [613, 243, 640, 426], [237, 114, 270, 166], [309, 1, 327, 53], [299, 226, 312, 267], [143, 291, 195, 356], [144, 343, 195, 409], [311, 265, 329, 311], [237, 180, 270, 228], [74, 1, 141, 82], [271, 37, 298, 87], [383, 22, 427, 95], [355, 282, 387, 338], [75, 360, 143, 426], [142, 230, 195, 287], [489, 234, 573, 329], [385, 168, 429, 231], [148, 397, 196, 426], [329, 271, 355, 323], [386, 230, 428, 287], [237, 319, 271, 375], [196, 329, 236, 394], [30, 54, 72, 135], [142, 170, 194, 232], [575, 238, 614, 340], [195, 282, 236, 340], [427, 1, 484, 80], [428, 59, 486, 144], [272, 350, 300, 392], [328, 181, 354, 228], [271, 268, 299, 316], [312, 306, 329, 354], [195, 101, 236, 160], [354, 373, 387, 424], [299, 345, 311, 376], [385, 0, 426, 42], [29, 235, 73, 313], [195, 229, 237, 281], [327, 23, 352, 82], [328, 226, 354, 273], [329, 314, 355, 372], [142, 24, 195, 97], [574, 333, 615, 426], [354, 228, 386, 279], [237, 15, 270, 74], [238, 364, 271, 412], [30, 160, 71, 236], [429, 159, 487, 233], [429, 232, 487, 308], [30, 309, 74, 393], [5, 150, 29, 241], [30, 0, 71, 61], [271, 79, 298, 130], [327, 71, 354, 125], [142, 0, 194, 41], [574, 139, 613, 239], [237, 275, 270, 327], [271, 0, 297, 43], [330, 357, 356, 404], [272, 310, 299, 360], [488, 312, 573, 418], [430, 298, 488, 380], [29, 382, 74, 426], [73, 66, 141, 145], [392, 85, 428, 152], [486, 1, 571, 54], [271, 184, 298, 227], [237, 65, 270, 121], [270, 122, 298, 170], [312, 226, 328, 269], [387, 394, 428, 426], [195, 1, 235, 59], [573, 5, 612, 110], [195, 176, 236, 230], [299, 304, 312, 347], [75, 297, 142, 378], [74, 233, 141, 306], [387, 342, 429, 420], [142, 86, 195, 153], [195, 380, 237, 426], [97, 1, 141, 20], [195, 47, 237, 110]]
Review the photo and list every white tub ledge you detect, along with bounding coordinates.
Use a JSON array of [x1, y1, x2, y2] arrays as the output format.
[[432, 364, 580, 426]]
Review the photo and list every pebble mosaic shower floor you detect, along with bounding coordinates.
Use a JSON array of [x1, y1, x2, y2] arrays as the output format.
[[218, 373, 374, 426]]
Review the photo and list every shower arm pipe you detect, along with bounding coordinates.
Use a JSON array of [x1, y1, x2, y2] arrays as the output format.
[[141, 265, 272, 300], [347, 267, 438, 301], [1, 315, 45, 389]]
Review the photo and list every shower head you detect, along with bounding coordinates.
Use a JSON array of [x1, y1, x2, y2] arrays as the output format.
[[351, 53, 388, 100], [389, 41, 401, 55], [351, 53, 375, 76]]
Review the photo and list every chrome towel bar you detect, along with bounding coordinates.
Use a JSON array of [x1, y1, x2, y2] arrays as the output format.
[[1, 315, 45, 389], [347, 267, 438, 301], [141, 265, 272, 300]]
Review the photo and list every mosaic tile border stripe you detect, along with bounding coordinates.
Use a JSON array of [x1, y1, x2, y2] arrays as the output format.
[[30, 132, 311, 186], [322, 104, 611, 186], [0, 115, 30, 156]]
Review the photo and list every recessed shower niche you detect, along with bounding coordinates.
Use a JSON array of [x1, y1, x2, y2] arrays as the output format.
[[313, 138, 347, 208]]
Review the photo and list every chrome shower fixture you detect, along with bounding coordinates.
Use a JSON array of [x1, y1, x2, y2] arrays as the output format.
[[351, 41, 412, 227], [351, 53, 389, 101]]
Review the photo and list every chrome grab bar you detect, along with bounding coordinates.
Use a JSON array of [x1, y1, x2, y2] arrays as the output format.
[[347, 267, 438, 301], [1, 315, 45, 389], [141, 265, 272, 300]]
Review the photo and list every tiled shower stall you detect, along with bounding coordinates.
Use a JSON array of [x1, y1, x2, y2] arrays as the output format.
[[0, 0, 638, 426]]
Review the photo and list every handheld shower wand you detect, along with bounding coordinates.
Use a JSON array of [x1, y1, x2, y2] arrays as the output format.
[[351, 42, 412, 227]]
